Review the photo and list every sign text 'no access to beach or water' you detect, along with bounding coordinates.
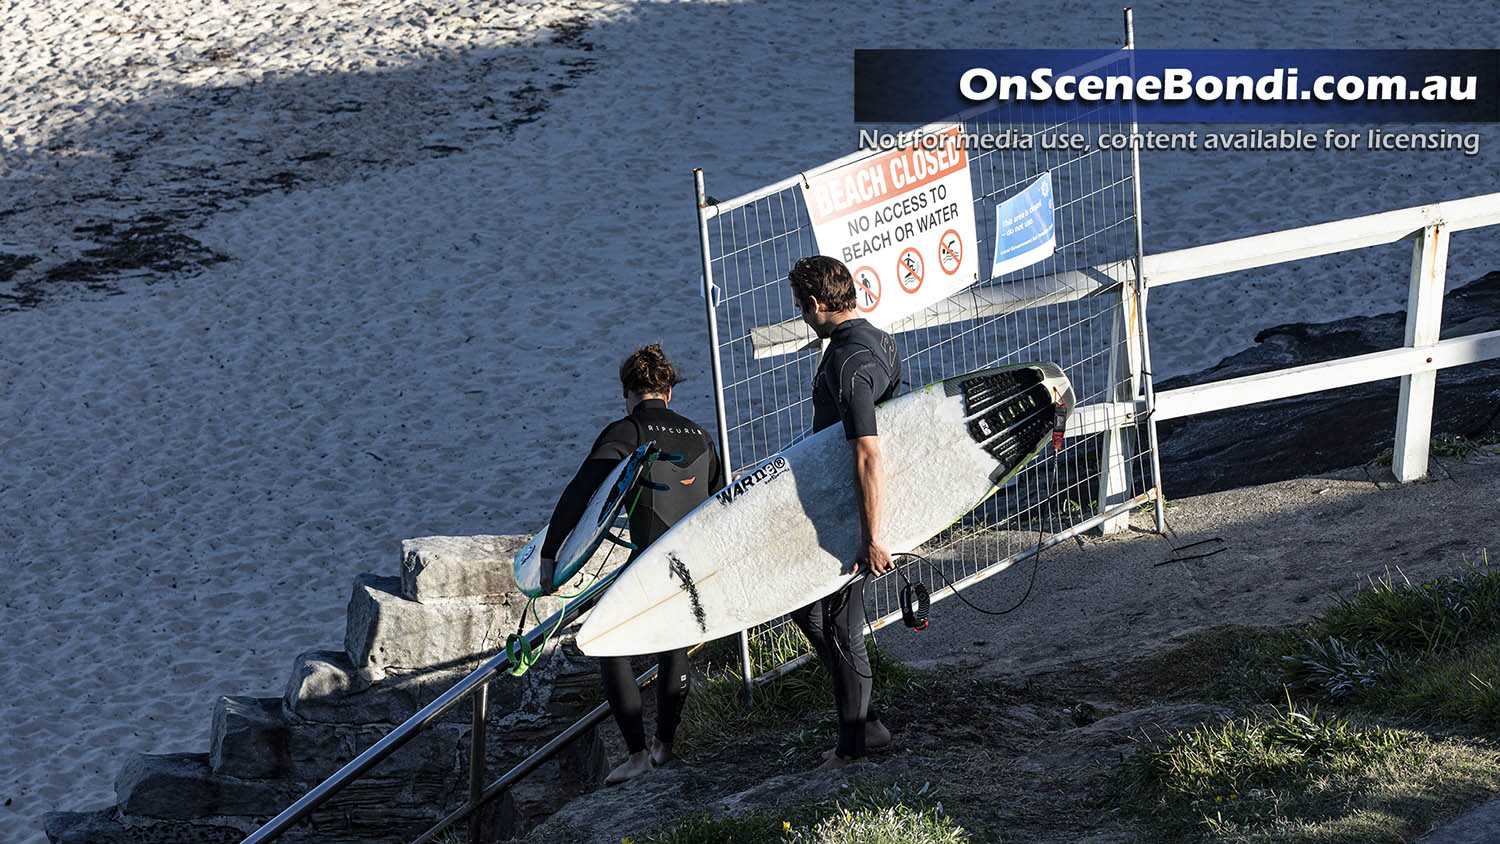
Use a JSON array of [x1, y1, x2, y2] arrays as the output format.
[[800, 126, 979, 329]]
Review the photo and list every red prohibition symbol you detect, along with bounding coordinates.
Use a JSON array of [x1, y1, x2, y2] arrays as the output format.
[[938, 229, 963, 275], [853, 266, 881, 312], [897, 247, 923, 294]]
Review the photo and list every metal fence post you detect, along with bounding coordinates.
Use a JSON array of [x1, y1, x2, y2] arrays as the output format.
[[468, 679, 489, 843], [1124, 7, 1167, 533], [1097, 6, 1157, 534], [1393, 223, 1449, 482], [694, 168, 755, 706]]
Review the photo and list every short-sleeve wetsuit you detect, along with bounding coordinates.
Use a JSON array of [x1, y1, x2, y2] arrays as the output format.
[[542, 398, 724, 754], [792, 317, 901, 760]]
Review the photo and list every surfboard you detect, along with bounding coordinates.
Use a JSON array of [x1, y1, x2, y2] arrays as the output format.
[[514, 442, 656, 597], [575, 363, 1073, 656]]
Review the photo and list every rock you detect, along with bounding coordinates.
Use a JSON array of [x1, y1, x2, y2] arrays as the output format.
[[210, 693, 422, 781], [399, 532, 622, 604], [343, 573, 516, 675], [211, 696, 292, 778], [114, 753, 299, 820], [212, 692, 506, 782], [283, 650, 377, 720], [1156, 270, 1500, 496], [400, 534, 530, 602], [110, 751, 465, 835], [44, 808, 244, 844]]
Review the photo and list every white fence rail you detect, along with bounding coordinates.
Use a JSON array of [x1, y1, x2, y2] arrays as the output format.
[[1106, 190, 1500, 484]]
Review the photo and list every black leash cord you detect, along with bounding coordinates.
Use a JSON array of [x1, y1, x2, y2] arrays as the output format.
[[892, 549, 1043, 619]]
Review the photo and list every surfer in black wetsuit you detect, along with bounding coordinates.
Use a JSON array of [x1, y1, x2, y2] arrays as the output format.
[[538, 343, 725, 785], [786, 255, 900, 769]]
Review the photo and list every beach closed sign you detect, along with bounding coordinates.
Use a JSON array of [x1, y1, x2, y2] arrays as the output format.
[[800, 126, 979, 330]]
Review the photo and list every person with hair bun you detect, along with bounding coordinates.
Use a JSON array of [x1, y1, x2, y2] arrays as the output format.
[[538, 343, 725, 784]]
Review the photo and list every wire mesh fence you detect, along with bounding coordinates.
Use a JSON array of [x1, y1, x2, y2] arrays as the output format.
[[697, 51, 1158, 679]]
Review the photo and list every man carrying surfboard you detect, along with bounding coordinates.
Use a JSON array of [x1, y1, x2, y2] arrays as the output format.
[[787, 255, 899, 770], [538, 344, 725, 784]]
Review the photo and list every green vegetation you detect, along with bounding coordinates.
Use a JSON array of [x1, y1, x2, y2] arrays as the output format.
[[1276, 552, 1500, 728], [1109, 551, 1500, 842], [679, 624, 912, 761], [1375, 430, 1500, 466], [1108, 696, 1500, 843], [633, 781, 967, 844]]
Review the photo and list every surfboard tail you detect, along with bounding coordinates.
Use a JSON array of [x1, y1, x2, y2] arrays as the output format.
[[953, 362, 1074, 487]]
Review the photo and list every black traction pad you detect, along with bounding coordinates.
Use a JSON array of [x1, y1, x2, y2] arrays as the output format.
[[959, 368, 1056, 477]]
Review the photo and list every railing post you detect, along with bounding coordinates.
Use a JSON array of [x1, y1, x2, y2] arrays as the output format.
[[1097, 283, 1141, 534], [468, 679, 489, 843], [1393, 223, 1449, 482]]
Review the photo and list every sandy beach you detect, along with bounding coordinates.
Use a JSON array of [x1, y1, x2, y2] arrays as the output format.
[[3, 0, 1499, 840]]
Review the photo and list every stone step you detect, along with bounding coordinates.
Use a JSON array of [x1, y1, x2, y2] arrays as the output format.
[[114, 753, 302, 820], [343, 573, 517, 676], [282, 650, 515, 725], [211, 694, 475, 781], [399, 534, 531, 602], [109, 751, 466, 835], [399, 532, 621, 604]]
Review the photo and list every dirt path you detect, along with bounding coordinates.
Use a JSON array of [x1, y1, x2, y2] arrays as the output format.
[[877, 455, 1499, 687]]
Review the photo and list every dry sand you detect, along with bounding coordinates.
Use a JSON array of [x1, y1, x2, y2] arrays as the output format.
[[3, 1, 1499, 841]]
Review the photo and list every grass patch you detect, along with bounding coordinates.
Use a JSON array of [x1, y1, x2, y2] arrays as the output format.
[[632, 781, 967, 844], [1298, 553, 1500, 657], [678, 624, 913, 762], [1266, 551, 1500, 728], [1384, 636, 1500, 728], [1375, 431, 1498, 465], [1108, 695, 1500, 843]]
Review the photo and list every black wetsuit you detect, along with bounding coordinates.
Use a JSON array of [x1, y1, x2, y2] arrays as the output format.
[[792, 317, 901, 760], [543, 399, 724, 754]]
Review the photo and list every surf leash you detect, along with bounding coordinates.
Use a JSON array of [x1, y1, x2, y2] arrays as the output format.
[[883, 427, 1072, 631]]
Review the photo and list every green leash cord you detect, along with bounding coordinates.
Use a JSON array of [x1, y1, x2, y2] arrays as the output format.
[[504, 452, 663, 677]]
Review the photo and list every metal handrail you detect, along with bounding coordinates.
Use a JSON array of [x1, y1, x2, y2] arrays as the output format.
[[412, 663, 663, 843], [240, 570, 625, 844]]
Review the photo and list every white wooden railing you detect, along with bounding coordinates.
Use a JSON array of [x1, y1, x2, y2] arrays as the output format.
[[1140, 192, 1500, 484]]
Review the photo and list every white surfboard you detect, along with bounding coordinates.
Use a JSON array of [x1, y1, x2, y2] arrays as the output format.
[[514, 442, 656, 597], [576, 363, 1074, 656]]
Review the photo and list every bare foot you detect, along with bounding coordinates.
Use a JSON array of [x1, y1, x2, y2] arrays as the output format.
[[604, 750, 654, 785], [650, 737, 675, 767], [822, 720, 893, 760]]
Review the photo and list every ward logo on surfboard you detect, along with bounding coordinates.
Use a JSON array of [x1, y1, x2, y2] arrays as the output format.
[[513, 442, 657, 598], [576, 363, 1074, 656]]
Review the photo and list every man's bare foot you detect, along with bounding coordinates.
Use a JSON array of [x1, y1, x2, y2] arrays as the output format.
[[604, 749, 653, 785], [816, 753, 859, 771], [822, 720, 893, 760], [650, 737, 674, 767]]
